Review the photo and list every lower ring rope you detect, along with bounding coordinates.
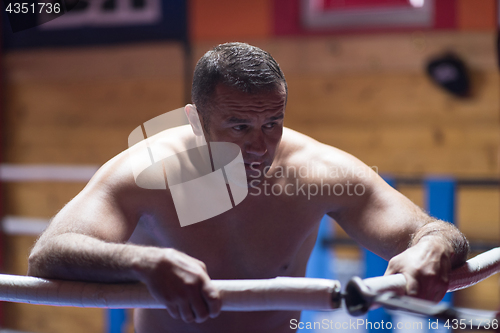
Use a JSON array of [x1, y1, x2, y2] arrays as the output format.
[[0, 275, 341, 311], [0, 247, 497, 311]]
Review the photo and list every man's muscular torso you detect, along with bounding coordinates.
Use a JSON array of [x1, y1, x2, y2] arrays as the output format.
[[130, 189, 323, 333], [116, 126, 340, 332]]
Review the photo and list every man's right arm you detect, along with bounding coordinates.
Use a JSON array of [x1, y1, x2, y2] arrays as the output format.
[[28, 156, 221, 323]]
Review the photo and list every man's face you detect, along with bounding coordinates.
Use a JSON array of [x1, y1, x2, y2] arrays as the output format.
[[202, 84, 286, 180]]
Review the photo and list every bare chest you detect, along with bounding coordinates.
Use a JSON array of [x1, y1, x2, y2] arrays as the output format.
[[129, 192, 325, 279]]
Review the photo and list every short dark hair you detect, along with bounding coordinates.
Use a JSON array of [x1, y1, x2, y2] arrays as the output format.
[[191, 42, 287, 131]]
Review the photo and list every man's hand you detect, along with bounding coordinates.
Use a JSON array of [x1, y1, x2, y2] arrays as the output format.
[[136, 248, 222, 323], [384, 237, 453, 302]]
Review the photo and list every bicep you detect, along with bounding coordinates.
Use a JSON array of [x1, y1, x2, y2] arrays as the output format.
[[325, 156, 428, 260]]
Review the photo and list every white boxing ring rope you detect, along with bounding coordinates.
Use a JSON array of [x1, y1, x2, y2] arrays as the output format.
[[0, 276, 341, 311], [0, 247, 498, 312]]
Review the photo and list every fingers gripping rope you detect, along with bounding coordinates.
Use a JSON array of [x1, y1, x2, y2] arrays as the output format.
[[359, 247, 500, 296]]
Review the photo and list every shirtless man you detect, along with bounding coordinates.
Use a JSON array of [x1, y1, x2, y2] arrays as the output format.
[[28, 42, 469, 333]]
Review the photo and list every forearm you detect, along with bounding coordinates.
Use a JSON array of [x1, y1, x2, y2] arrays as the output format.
[[409, 219, 469, 268], [28, 233, 161, 283]]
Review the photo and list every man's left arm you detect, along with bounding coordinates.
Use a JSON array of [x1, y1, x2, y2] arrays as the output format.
[[318, 145, 469, 301]]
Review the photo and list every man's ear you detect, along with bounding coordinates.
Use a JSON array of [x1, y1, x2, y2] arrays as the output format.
[[185, 104, 205, 137]]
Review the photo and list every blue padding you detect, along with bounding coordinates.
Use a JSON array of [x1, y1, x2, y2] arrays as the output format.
[[107, 309, 127, 333], [425, 178, 456, 224]]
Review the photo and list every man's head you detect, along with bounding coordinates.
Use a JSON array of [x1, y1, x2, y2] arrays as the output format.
[[189, 42, 288, 179], [191, 42, 287, 134]]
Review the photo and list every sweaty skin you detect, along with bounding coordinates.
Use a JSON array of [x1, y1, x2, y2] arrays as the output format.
[[28, 84, 468, 333]]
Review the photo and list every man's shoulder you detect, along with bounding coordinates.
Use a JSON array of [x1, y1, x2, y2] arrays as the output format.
[[91, 125, 196, 191], [279, 127, 351, 167], [278, 128, 379, 187], [279, 127, 318, 161]]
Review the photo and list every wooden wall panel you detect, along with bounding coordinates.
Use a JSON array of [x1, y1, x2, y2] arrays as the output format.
[[285, 72, 499, 126], [194, 32, 497, 75], [5, 43, 184, 82], [4, 80, 183, 164], [4, 42, 185, 165], [3, 42, 186, 333], [3, 183, 86, 218], [4, 235, 36, 276], [398, 186, 424, 208], [293, 124, 499, 176], [457, 188, 500, 242]]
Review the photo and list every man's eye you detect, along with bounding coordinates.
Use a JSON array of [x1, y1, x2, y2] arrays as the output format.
[[233, 125, 247, 131], [263, 122, 276, 129]]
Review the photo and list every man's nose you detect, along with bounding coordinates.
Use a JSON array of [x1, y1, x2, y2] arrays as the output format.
[[245, 131, 267, 156]]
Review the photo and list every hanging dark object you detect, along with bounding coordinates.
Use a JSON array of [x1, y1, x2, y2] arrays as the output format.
[[426, 53, 471, 98]]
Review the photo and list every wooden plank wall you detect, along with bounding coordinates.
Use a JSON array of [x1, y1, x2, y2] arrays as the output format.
[[2, 43, 185, 333], [2, 32, 499, 331]]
